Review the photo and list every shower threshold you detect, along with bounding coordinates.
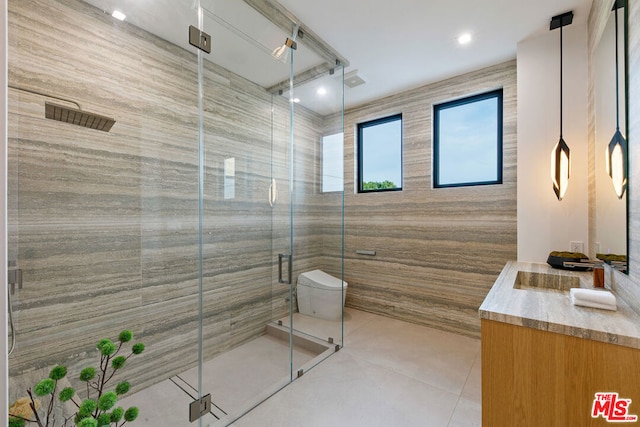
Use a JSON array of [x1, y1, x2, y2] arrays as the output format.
[[118, 323, 337, 426]]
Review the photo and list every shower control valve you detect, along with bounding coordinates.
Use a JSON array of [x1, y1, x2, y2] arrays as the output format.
[[8, 262, 23, 295]]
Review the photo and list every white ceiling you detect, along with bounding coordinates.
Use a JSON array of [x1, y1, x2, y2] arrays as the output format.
[[277, 0, 593, 110], [84, 0, 594, 114]]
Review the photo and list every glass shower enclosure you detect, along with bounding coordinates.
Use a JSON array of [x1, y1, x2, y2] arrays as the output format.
[[6, 0, 345, 426]]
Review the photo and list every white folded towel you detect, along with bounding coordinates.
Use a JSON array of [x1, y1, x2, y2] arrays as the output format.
[[570, 288, 617, 311]]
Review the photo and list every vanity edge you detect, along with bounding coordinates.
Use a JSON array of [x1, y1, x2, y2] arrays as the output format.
[[479, 260, 640, 349]]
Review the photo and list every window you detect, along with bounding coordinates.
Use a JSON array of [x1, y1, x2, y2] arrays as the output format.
[[433, 89, 503, 188], [322, 132, 344, 192], [357, 114, 402, 193]]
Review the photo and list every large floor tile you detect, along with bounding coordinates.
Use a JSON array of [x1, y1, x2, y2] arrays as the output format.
[[344, 315, 480, 395], [118, 378, 219, 427], [460, 350, 481, 404], [178, 335, 317, 416], [448, 397, 481, 427], [120, 309, 482, 427], [233, 350, 459, 427]]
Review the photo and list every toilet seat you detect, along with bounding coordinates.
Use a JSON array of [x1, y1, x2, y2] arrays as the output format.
[[297, 269, 347, 290]]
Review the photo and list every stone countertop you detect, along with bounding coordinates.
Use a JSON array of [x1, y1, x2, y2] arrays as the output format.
[[479, 261, 640, 349]]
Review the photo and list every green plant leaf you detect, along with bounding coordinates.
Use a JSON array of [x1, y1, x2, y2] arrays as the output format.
[[34, 378, 55, 396], [115, 381, 130, 395], [59, 386, 75, 402], [79, 398, 97, 414], [97, 391, 117, 411], [77, 417, 98, 427], [111, 356, 126, 370], [110, 407, 124, 422], [96, 413, 112, 426], [80, 367, 96, 382], [124, 406, 139, 422], [8, 417, 26, 427], [97, 339, 116, 356], [49, 365, 67, 380], [118, 330, 133, 343], [132, 343, 145, 355]]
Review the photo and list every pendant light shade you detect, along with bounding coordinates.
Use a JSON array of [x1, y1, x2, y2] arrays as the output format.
[[606, 130, 627, 198], [551, 137, 571, 200], [607, 1, 628, 199], [549, 11, 573, 201]]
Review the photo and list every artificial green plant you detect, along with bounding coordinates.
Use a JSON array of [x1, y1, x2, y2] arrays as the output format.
[[9, 330, 145, 427]]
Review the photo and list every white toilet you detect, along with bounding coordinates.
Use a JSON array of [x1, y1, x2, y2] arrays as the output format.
[[296, 269, 348, 321]]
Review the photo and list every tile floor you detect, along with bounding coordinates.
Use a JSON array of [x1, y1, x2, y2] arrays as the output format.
[[120, 308, 481, 427], [233, 308, 481, 427], [118, 334, 320, 426]]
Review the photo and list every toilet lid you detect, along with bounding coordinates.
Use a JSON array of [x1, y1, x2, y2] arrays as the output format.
[[297, 269, 347, 290]]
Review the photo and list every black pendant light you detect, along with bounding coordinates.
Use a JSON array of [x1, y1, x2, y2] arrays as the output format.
[[550, 11, 573, 201], [606, 0, 627, 199]]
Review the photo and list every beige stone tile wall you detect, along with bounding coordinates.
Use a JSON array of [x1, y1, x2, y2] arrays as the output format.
[[341, 61, 518, 338], [7, 0, 328, 397]]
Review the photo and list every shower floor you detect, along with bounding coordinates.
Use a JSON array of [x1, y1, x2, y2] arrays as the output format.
[[118, 325, 330, 426]]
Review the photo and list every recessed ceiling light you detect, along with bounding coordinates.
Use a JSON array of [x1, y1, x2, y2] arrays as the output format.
[[112, 10, 126, 21], [458, 33, 472, 45], [291, 98, 300, 103], [317, 87, 327, 96]]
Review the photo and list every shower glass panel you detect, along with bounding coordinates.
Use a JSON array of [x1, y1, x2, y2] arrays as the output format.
[[280, 59, 346, 357], [6, 0, 344, 425], [193, 4, 296, 424], [7, 0, 204, 426], [197, 1, 345, 423]]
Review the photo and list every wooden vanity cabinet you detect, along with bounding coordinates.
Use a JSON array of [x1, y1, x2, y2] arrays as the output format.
[[481, 319, 640, 426]]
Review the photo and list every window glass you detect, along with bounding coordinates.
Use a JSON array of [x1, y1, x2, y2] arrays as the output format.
[[434, 90, 503, 187], [322, 132, 344, 192], [358, 114, 402, 192]]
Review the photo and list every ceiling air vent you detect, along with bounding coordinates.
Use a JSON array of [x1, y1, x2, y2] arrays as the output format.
[[344, 70, 366, 88]]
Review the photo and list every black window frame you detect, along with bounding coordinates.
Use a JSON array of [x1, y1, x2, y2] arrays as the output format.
[[433, 89, 503, 188], [357, 113, 403, 193]]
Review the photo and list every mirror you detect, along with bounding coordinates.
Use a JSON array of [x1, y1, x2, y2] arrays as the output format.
[[594, 0, 628, 271]]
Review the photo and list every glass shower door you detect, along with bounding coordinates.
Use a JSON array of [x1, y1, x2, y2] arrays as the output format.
[[195, 4, 295, 424], [196, 1, 345, 423]]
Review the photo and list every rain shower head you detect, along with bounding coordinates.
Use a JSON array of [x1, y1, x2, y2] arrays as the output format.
[[45, 102, 116, 132], [8, 84, 116, 132]]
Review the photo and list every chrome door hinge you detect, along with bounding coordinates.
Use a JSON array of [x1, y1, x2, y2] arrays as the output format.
[[189, 393, 212, 422]]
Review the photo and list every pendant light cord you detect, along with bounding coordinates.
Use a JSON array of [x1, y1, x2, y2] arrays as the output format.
[[614, 5, 621, 131], [560, 24, 563, 138]]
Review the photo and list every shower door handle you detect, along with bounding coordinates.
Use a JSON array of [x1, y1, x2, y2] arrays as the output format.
[[268, 178, 277, 207], [278, 253, 292, 284]]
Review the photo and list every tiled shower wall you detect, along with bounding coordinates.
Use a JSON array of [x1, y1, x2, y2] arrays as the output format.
[[8, 0, 330, 396], [342, 61, 518, 338]]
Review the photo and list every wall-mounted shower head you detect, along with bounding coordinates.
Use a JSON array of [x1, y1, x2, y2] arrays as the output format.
[[45, 102, 115, 132], [8, 84, 116, 132]]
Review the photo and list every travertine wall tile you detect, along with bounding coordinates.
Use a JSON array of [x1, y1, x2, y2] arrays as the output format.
[[342, 61, 518, 338], [7, 0, 328, 399]]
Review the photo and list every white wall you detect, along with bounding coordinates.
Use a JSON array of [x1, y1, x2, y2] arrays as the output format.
[[1, 0, 7, 421], [517, 23, 590, 262]]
